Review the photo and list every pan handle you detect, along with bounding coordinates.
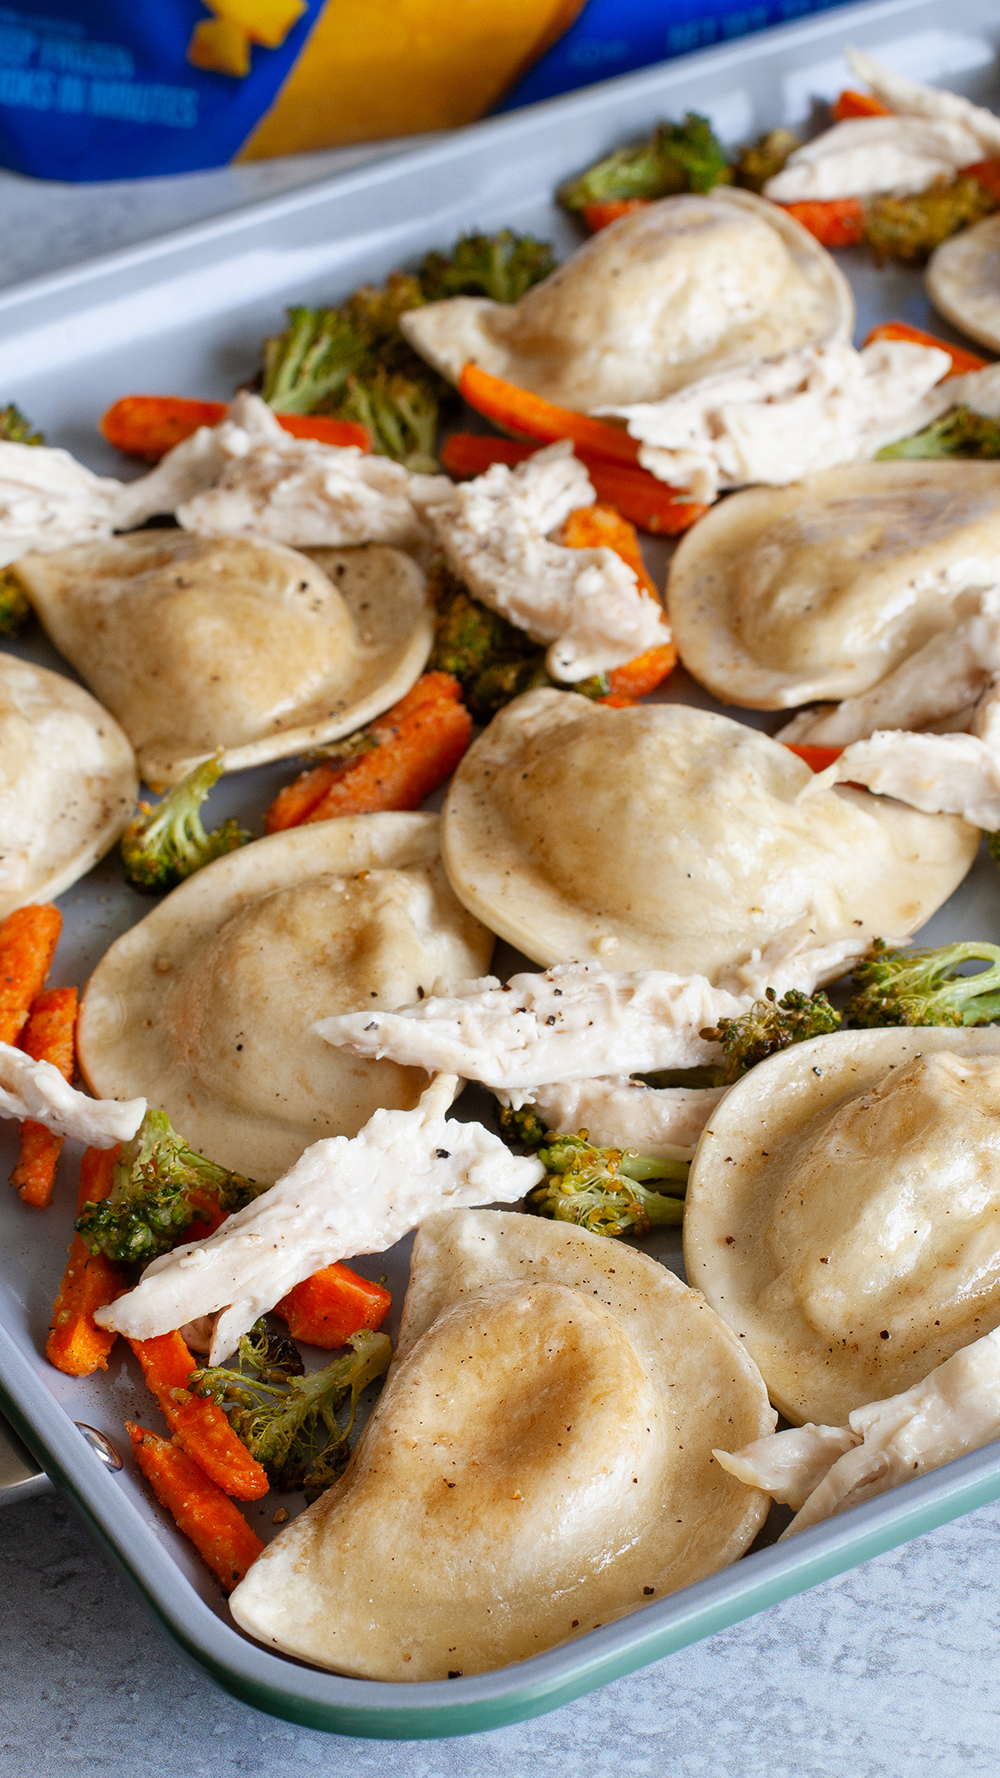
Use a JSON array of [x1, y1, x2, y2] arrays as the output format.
[[0, 1408, 51, 1506]]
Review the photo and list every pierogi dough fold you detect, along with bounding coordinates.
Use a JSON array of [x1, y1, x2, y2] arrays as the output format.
[[228, 1209, 774, 1679], [684, 1027, 1000, 1427], [440, 690, 977, 982], [77, 813, 493, 1182], [400, 187, 852, 410], [927, 213, 1000, 358], [668, 460, 1000, 710], [0, 651, 137, 919], [14, 531, 433, 786]]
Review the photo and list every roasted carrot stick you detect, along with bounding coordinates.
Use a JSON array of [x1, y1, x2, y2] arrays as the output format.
[[11, 986, 78, 1209], [439, 434, 706, 537], [130, 1330, 269, 1501], [46, 1147, 125, 1377], [832, 88, 893, 120], [126, 1422, 263, 1591], [560, 502, 659, 599], [778, 198, 866, 248], [784, 744, 845, 772], [264, 673, 472, 833], [459, 363, 643, 467], [606, 645, 678, 700], [864, 321, 988, 377], [101, 394, 370, 462], [274, 1261, 392, 1350], [580, 198, 651, 233], [0, 904, 62, 1045]]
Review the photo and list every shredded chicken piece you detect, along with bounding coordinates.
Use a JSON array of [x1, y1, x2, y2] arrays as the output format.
[[314, 965, 748, 1090], [95, 1075, 543, 1363], [499, 1077, 726, 1161], [0, 1041, 145, 1147], [600, 341, 951, 501], [847, 46, 1000, 152], [717, 1324, 1000, 1535], [764, 113, 986, 203], [0, 443, 124, 568], [777, 609, 1000, 747], [416, 440, 671, 681], [800, 728, 1000, 829]]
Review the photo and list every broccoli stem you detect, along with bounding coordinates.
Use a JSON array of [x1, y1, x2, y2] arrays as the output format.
[[844, 939, 1000, 1028], [120, 755, 251, 892], [876, 406, 1000, 460]]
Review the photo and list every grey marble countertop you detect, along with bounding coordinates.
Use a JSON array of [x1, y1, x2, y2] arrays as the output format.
[[3, 150, 1000, 1777]]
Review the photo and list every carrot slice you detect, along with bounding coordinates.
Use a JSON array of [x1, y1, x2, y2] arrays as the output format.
[[46, 1147, 125, 1377], [560, 501, 659, 599], [778, 198, 866, 248], [832, 89, 893, 120], [784, 744, 845, 772], [264, 673, 472, 833], [580, 198, 651, 233], [864, 321, 988, 377], [0, 904, 62, 1046], [963, 158, 1000, 204], [126, 1422, 263, 1591], [606, 644, 678, 700], [100, 394, 371, 462], [274, 1261, 392, 1350], [130, 1330, 269, 1501], [11, 985, 78, 1209], [439, 434, 706, 537], [459, 363, 643, 467]]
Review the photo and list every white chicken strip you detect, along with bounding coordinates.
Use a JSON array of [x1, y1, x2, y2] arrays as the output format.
[[96, 1075, 543, 1363], [0, 443, 124, 568], [800, 729, 1000, 830], [847, 46, 1000, 152], [720, 1326, 1000, 1536], [499, 1077, 726, 1161], [314, 965, 747, 1091], [763, 114, 985, 203], [777, 610, 1000, 747], [600, 341, 951, 501], [0, 1041, 144, 1147], [416, 441, 671, 682], [714, 1424, 860, 1512]]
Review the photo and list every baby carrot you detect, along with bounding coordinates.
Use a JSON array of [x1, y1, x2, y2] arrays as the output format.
[[580, 198, 650, 232], [439, 433, 705, 536], [130, 1330, 269, 1501], [778, 198, 866, 249], [863, 321, 988, 378], [459, 363, 643, 466], [126, 1423, 263, 1592], [0, 904, 62, 1045], [274, 1261, 391, 1350], [560, 501, 659, 599], [46, 1147, 125, 1377], [101, 394, 370, 462], [832, 89, 892, 120], [11, 986, 78, 1209]]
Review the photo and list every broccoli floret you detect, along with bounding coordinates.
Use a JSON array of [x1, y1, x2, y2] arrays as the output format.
[[191, 1323, 392, 1496], [497, 1101, 549, 1148], [0, 402, 43, 445], [261, 305, 369, 415], [864, 173, 996, 264], [0, 566, 29, 637], [120, 756, 251, 892], [343, 271, 427, 348], [335, 365, 440, 473], [843, 939, 1000, 1027], [427, 561, 551, 717], [76, 1109, 264, 1264], [876, 405, 1000, 461], [733, 127, 800, 193], [701, 987, 842, 1084], [418, 230, 556, 304], [559, 113, 731, 213], [530, 1131, 688, 1239]]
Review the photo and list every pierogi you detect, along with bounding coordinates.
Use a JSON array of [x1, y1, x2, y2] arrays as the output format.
[[0, 651, 137, 919], [440, 690, 977, 983], [668, 461, 1000, 709], [926, 213, 1000, 356], [228, 1208, 774, 1679], [684, 1027, 1000, 1426], [400, 188, 852, 410], [14, 531, 433, 786], [76, 813, 493, 1181]]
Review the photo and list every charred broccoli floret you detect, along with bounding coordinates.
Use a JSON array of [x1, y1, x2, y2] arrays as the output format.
[[427, 560, 551, 717], [733, 127, 800, 192], [76, 1109, 264, 1264], [0, 566, 29, 637], [843, 939, 1000, 1028], [261, 304, 369, 415], [876, 405, 1000, 460], [701, 987, 842, 1084], [335, 364, 440, 473], [559, 113, 730, 213], [0, 402, 43, 445], [120, 756, 251, 892], [530, 1132, 688, 1239], [497, 1101, 549, 1148], [191, 1323, 391, 1497], [418, 230, 556, 303], [865, 173, 996, 263]]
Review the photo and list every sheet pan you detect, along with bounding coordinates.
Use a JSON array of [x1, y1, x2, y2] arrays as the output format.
[[3, 0, 1000, 1735]]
